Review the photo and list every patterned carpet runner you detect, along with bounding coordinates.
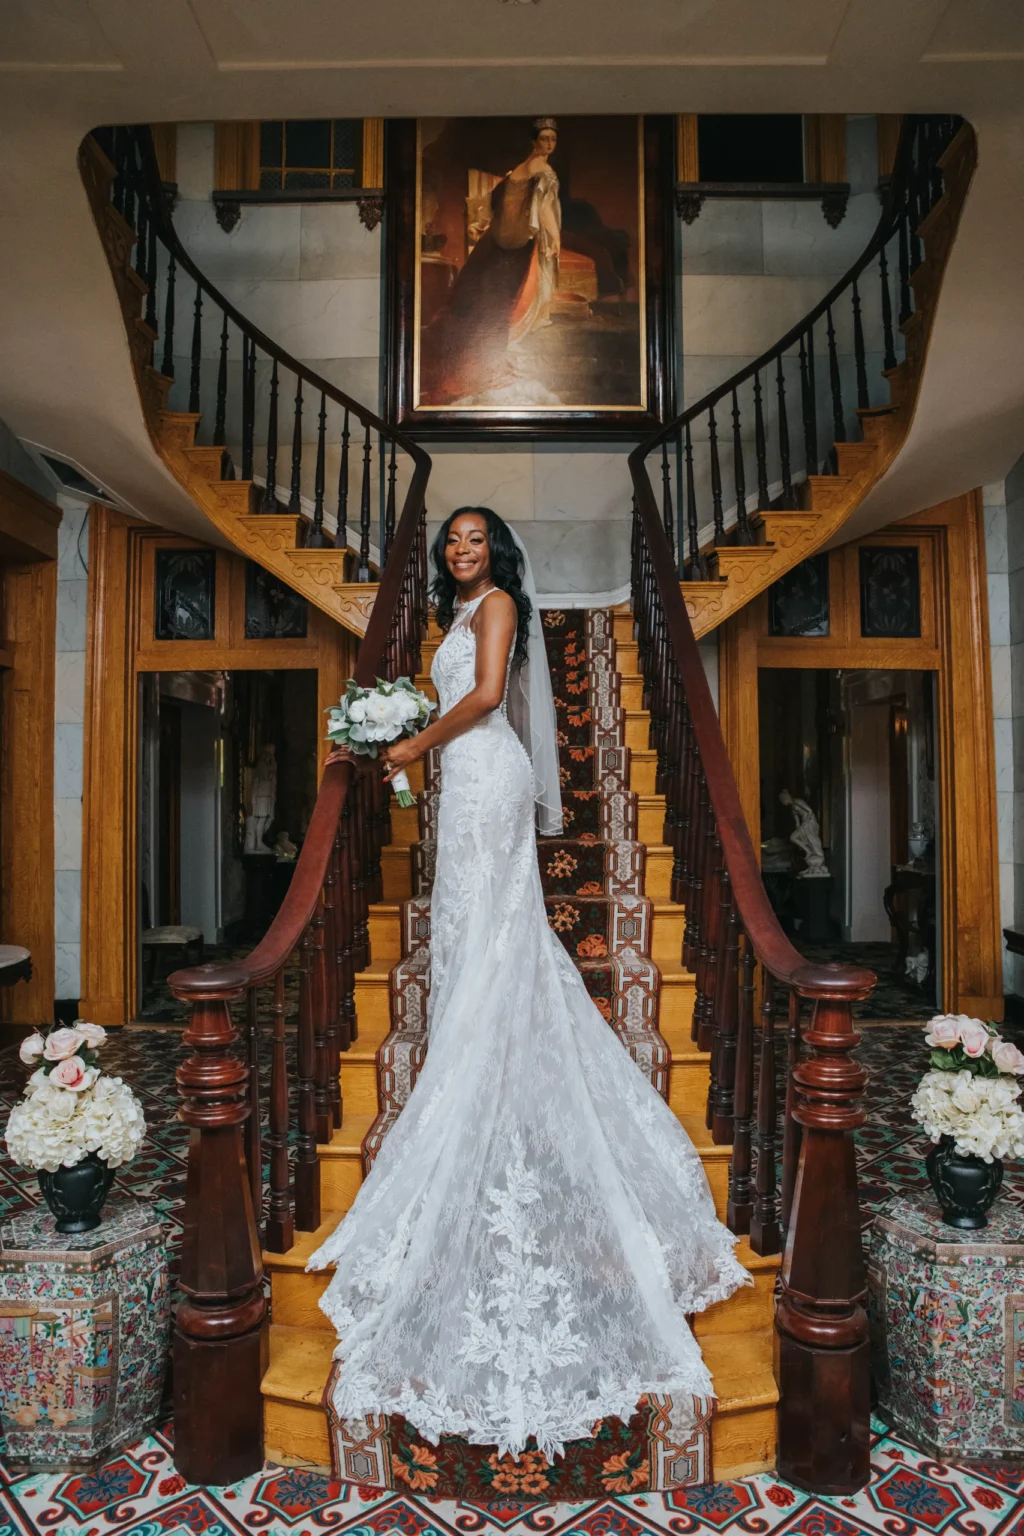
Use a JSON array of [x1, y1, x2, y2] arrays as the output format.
[[329, 610, 702, 1496]]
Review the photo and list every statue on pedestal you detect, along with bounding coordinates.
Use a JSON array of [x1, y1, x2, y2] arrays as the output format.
[[779, 788, 828, 878], [244, 743, 277, 855]]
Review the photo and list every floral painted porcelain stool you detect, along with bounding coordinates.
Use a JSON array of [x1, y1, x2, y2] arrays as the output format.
[[867, 1193, 1024, 1461], [0, 1195, 169, 1469]]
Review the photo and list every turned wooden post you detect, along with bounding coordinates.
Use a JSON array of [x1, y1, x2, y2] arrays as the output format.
[[170, 968, 267, 1485], [776, 972, 873, 1495]]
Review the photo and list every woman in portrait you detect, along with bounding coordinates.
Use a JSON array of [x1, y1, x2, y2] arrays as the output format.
[[420, 118, 563, 405]]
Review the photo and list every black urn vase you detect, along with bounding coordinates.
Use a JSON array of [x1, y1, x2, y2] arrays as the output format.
[[926, 1135, 1003, 1229], [37, 1153, 114, 1234]]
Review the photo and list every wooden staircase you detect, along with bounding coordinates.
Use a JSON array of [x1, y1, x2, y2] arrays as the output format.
[[261, 607, 780, 1484]]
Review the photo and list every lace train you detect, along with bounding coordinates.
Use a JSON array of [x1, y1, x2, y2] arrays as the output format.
[[309, 599, 749, 1459]]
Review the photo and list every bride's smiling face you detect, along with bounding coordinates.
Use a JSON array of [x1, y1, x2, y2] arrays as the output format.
[[445, 513, 492, 590]]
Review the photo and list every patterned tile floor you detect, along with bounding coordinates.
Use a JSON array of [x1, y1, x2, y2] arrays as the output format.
[[2, 1023, 1022, 1533]]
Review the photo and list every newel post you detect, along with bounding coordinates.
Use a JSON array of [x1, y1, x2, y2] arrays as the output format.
[[776, 968, 873, 1495], [170, 965, 267, 1485]]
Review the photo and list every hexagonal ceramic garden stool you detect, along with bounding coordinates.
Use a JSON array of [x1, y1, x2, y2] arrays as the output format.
[[867, 1194, 1024, 1460], [0, 1196, 169, 1468]]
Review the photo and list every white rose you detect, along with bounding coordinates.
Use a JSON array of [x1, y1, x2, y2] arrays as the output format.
[[958, 1020, 990, 1059], [992, 1039, 1024, 1075], [18, 1032, 45, 1065], [347, 698, 368, 722], [75, 1021, 107, 1049], [43, 1027, 84, 1062], [924, 1016, 960, 1049]]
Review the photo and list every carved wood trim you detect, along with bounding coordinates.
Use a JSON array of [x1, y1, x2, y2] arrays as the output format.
[[0, 556, 57, 1025]]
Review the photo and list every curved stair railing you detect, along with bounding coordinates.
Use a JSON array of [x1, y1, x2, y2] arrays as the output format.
[[627, 115, 968, 1496], [83, 126, 426, 632], [651, 115, 972, 636], [83, 127, 433, 1486]]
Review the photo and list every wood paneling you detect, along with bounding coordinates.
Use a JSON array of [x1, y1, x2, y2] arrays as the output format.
[[804, 115, 847, 184], [215, 122, 260, 191], [677, 114, 699, 181], [150, 124, 177, 185], [0, 468, 60, 563], [877, 115, 903, 181], [1, 559, 57, 1026], [81, 516, 353, 1023], [718, 491, 1001, 1017], [361, 119, 384, 188]]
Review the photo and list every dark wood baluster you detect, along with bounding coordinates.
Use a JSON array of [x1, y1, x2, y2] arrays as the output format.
[[799, 332, 814, 479], [781, 987, 804, 1226], [682, 758, 704, 975], [357, 423, 373, 581], [188, 283, 203, 416], [776, 988, 870, 1493], [674, 430, 686, 578], [879, 241, 898, 373], [265, 969, 294, 1254], [261, 359, 279, 512], [307, 391, 329, 547], [776, 353, 796, 508], [683, 423, 709, 581], [322, 840, 343, 1129], [708, 885, 739, 1141], [171, 980, 266, 1484], [134, 193, 149, 284], [294, 925, 321, 1233], [826, 305, 845, 444], [384, 437, 398, 566], [161, 250, 176, 379], [753, 369, 769, 511], [213, 313, 229, 446], [244, 986, 262, 1234], [806, 327, 818, 471], [335, 409, 350, 553], [312, 898, 332, 1146], [241, 336, 256, 482], [144, 206, 158, 334], [750, 971, 781, 1255], [731, 388, 752, 544], [897, 203, 912, 324], [335, 811, 357, 1047], [708, 405, 726, 545], [694, 828, 723, 1056], [670, 710, 691, 906], [288, 377, 303, 515], [727, 938, 755, 1233], [660, 441, 675, 563], [351, 777, 371, 969], [851, 280, 869, 412]]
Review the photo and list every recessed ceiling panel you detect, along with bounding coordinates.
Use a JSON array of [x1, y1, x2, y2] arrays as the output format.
[[924, 0, 1024, 60], [190, 0, 849, 68], [0, 0, 120, 66]]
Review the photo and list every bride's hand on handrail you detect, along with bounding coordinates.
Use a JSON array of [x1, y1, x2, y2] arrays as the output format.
[[325, 744, 376, 773]]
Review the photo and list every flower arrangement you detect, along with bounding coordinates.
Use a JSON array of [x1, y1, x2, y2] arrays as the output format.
[[5, 1023, 146, 1173], [910, 1014, 1024, 1163], [326, 677, 435, 807]]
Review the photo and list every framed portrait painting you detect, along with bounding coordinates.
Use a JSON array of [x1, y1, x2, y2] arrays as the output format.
[[384, 115, 676, 439]]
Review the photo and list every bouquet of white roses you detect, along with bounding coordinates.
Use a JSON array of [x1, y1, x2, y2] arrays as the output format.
[[326, 677, 435, 808], [910, 1013, 1024, 1162], [5, 1023, 146, 1173]]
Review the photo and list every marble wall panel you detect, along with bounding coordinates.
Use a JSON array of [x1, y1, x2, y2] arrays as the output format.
[[54, 725, 84, 800], [761, 194, 880, 278], [54, 797, 82, 874], [55, 652, 85, 725], [55, 871, 81, 946], [56, 578, 89, 652], [513, 519, 632, 596], [683, 275, 843, 358], [532, 448, 633, 521], [172, 200, 301, 283], [172, 272, 380, 360], [680, 202, 764, 276], [300, 204, 383, 281], [425, 446, 536, 524], [176, 123, 214, 201], [53, 495, 88, 1000]]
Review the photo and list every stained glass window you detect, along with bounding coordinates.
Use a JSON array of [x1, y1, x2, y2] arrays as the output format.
[[768, 554, 829, 637], [859, 546, 921, 638], [155, 551, 215, 641]]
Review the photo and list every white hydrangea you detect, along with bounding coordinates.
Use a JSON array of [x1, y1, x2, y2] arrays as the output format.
[[5, 1074, 146, 1174], [911, 1068, 1024, 1162]]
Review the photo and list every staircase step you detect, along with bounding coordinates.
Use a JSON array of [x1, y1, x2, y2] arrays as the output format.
[[651, 902, 685, 968], [638, 795, 667, 845], [629, 748, 659, 796], [625, 710, 651, 753], [317, 1110, 375, 1213], [381, 844, 412, 899], [260, 1321, 777, 1480]]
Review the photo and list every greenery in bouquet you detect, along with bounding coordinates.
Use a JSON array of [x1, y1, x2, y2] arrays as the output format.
[[326, 677, 435, 807]]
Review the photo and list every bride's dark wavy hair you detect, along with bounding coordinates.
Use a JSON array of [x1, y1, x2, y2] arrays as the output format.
[[430, 506, 532, 665]]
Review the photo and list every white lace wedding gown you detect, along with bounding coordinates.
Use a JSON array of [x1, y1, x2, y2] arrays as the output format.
[[309, 591, 748, 1460]]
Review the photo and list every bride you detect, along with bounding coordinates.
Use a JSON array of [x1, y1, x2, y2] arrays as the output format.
[[309, 506, 747, 1461]]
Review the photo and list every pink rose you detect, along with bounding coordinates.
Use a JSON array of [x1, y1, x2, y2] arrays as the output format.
[[43, 1027, 84, 1062], [925, 1016, 960, 1049], [991, 1039, 1024, 1074], [49, 1056, 97, 1093], [958, 1020, 990, 1058], [75, 1021, 106, 1049], [18, 1032, 45, 1065]]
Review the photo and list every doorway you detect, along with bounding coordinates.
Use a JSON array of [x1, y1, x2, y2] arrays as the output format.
[[758, 666, 939, 1019], [136, 667, 319, 1022]]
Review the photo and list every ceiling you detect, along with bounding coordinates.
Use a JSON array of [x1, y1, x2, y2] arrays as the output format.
[[1, 0, 1024, 130]]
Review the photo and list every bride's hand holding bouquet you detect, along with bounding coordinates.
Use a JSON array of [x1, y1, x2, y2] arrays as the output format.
[[326, 678, 435, 808]]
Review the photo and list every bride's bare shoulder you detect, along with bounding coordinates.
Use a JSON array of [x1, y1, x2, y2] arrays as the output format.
[[474, 588, 517, 629]]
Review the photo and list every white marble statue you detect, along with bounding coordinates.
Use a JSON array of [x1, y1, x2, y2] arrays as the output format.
[[244, 743, 277, 855], [779, 788, 829, 878]]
